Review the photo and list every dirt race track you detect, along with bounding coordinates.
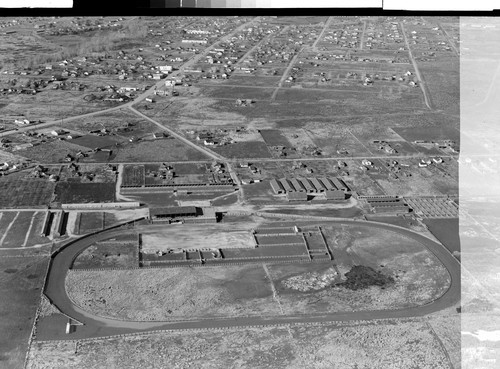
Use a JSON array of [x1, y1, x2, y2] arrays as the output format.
[[41, 216, 460, 341]]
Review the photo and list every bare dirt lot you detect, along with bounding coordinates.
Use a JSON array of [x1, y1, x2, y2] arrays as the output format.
[[27, 317, 457, 369], [141, 223, 256, 252]]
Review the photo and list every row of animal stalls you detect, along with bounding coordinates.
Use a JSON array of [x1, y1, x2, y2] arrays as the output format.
[[270, 177, 349, 195]]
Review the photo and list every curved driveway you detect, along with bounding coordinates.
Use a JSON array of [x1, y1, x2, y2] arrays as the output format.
[[43, 217, 460, 339]]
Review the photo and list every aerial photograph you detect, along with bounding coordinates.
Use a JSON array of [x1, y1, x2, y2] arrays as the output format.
[[0, 13, 496, 369]]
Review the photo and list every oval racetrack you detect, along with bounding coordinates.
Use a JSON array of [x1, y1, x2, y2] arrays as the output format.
[[43, 218, 460, 340]]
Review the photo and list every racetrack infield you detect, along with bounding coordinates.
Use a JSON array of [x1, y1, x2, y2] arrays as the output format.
[[65, 221, 451, 322]]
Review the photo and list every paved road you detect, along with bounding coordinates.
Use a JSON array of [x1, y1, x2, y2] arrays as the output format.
[[42, 217, 460, 340]]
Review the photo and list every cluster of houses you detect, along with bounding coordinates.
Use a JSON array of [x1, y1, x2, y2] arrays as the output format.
[[373, 140, 397, 154], [192, 129, 238, 147], [0, 161, 19, 175], [323, 24, 363, 49], [418, 157, 443, 168]]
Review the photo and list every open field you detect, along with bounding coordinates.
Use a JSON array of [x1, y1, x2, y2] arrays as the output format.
[[54, 182, 115, 203], [0, 180, 54, 208], [27, 317, 457, 369], [74, 212, 105, 234], [110, 139, 209, 162], [66, 264, 280, 321], [0, 256, 48, 369], [0, 211, 49, 249], [141, 223, 257, 252], [16, 140, 89, 164], [63, 109, 161, 140], [212, 141, 272, 159], [72, 242, 138, 269]]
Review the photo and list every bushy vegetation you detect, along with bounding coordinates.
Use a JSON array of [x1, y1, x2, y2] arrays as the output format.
[[340, 265, 395, 291]]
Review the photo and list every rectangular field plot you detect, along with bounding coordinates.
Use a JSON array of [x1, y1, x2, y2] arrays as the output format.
[[110, 140, 209, 162], [304, 232, 327, 251], [141, 225, 255, 252], [259, 129, 292, 147], [0, 211, 38, 249], [72, 242, 138, 269], [212, 141, 272, 159], [424, 218, 460, 254], [122, 165, 145, 187], [197, 86, 275, 101], [392, 125, 460, 143], [273, 89, 426, 114], [0, 212, 18, 247], [254, 227, 296, 234], [25, 211, 51, 247], [74, 212, 105, 235], [0, 180, 55, 208], [255, 234, 304, 246], [202, 75, 282, 87], [70, 135, 119, 150], [54, 182, 115, 204], [222, 245, 308, 260]]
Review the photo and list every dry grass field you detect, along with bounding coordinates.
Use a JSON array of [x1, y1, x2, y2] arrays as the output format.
[[27, 317, 458, 369], [66, 265, 280, 321], [0, 256, 48, 369]]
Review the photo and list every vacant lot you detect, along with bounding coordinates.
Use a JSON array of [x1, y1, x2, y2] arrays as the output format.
[[0, 256, 48, 369], [66, 264, 279, 321], [423, 218, 460, 253], [54, 182, 115, 204], [0, 180, 55, 208], [110, 139, 208, 162], [72, 242, 138, 269], [141, 223, 256, 252], [255, 234, 304, 246], [198, 85, 275, 101], [259, 129, 292, 147], [212, 141, 272, 159], [63, 109, 160, 139], [26, 317, 456, 369], [70, 135, 119, 149], [16, 140, 89, 164], [74, 212, 104, 234], [392, 125, 460, 142]]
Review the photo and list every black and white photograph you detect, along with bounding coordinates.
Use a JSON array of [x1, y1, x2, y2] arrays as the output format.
[[0, 8, 498, 369]]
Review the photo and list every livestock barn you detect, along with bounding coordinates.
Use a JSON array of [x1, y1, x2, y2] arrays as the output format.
[[149, 206, 218, 223]]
